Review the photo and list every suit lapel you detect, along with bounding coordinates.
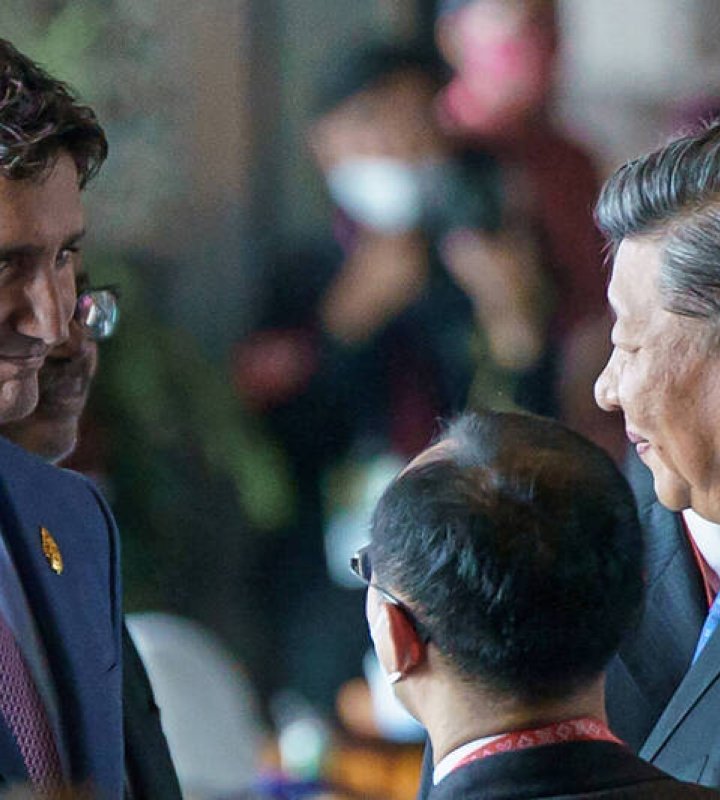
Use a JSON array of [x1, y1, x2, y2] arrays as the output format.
[[616, 501, 706, 718], [640, 626, 720, 761], [0, 442, 122, 793], [637, 502, 720, 761]]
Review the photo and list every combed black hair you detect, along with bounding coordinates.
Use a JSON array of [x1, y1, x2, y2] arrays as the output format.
[[370, 410, 644, 703], [0, 38, 107, 187], [596, 119, 720, 320]]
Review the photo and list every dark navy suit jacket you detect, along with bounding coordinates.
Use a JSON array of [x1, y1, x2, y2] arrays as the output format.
[[0, 435, 123, 797]]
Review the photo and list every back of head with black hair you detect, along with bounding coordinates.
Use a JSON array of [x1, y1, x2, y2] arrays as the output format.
[[370, 410, 644, 703]]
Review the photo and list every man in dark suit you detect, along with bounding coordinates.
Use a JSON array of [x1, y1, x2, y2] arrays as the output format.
[[359, 410, 717, 798], [0, 38, 122, 797], [1, 278, 182, 799], [593, 119, 720, 787]]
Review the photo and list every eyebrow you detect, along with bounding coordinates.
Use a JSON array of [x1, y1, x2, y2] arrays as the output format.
[[0, 228, 86, 261], [64, 229, 87, 248]]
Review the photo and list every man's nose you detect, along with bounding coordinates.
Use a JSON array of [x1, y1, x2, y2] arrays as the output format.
[[594, 352, 620, 413], [16, 268, 73, 346], [46, 318, 88, 361]]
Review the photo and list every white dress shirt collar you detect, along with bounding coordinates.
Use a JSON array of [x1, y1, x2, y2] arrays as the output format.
[[433, 733, 504, 785], [683, 508, 720, 585]]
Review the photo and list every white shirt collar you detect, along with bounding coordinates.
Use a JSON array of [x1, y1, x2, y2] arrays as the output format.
[[433, 733, 504, 785], [683, 508, 720, 580]]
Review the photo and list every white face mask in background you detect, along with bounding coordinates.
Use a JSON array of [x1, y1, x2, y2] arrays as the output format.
[[326, 157, 423, 233]]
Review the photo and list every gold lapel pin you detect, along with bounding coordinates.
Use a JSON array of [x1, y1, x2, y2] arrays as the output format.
[[40, 527, 63, 575]]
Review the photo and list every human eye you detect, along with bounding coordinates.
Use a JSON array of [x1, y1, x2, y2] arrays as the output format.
[[0, 256, 20, 280], [56, 246, 80, 269], [610, 321, 639, 354]]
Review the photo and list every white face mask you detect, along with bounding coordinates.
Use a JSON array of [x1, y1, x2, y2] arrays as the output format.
[[326, 157, 423, 233]]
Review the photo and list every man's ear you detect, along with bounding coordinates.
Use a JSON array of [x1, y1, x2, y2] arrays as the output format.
[[383, 603, 426, 679]]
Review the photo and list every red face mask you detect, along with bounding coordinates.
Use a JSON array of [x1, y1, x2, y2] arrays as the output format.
[[438, 3, 555, 136]]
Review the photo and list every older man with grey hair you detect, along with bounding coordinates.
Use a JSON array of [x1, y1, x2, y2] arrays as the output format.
[[593, 120, 720, 788], [416, 120, 720, 799]]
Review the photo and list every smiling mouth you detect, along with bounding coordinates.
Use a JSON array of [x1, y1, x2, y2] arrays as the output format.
[[627, 430, 651, 456], [0, 354, 46, 371]]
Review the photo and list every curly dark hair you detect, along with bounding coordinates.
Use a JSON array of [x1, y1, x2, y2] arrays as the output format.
[[0, 38, 107, 187]]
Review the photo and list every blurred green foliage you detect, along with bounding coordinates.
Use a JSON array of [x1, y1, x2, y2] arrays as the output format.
[[89, 251, 295, 611], [91, 253, 294, 534]]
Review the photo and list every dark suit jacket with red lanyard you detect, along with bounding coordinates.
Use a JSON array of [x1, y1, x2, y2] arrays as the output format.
[[428, 741, 720, 800], [416, 492, 720, 798], [0, 435, 123, 797]]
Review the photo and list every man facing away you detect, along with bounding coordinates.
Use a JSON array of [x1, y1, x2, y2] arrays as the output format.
[[0, 37, 122, 796], [361, 411, 718, 799]]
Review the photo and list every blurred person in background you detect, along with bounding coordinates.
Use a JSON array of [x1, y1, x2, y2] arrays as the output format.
[[592, 119, 720, 788], [235, 42, 548, 716], [368, 410, 717, 799], [309, 43, 546, 414], [0, 277, 183, 800], [435, 0, 623, 458]]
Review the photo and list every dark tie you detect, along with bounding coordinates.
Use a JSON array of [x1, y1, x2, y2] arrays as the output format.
[[0, 610, 63, 795]]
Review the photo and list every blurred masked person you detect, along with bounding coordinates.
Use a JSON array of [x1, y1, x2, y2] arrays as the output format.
[[309, 43, 547, 436], [359, 410, 716, 799], [435, 0, 622, 458], [1, 277, 182, 800]]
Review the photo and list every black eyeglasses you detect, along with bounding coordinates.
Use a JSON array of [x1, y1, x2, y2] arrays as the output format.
[[75, 285, 120, 341], [350, 544, 431, 643]]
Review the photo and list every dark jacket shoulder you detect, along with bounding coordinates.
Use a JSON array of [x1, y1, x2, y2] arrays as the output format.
[[429, 741, 720, 800]]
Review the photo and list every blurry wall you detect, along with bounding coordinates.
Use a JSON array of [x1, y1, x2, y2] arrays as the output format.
[[558, 0, 720, 171]]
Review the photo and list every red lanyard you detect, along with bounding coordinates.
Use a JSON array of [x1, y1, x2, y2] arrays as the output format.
[[453, 717, 623, 773]]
